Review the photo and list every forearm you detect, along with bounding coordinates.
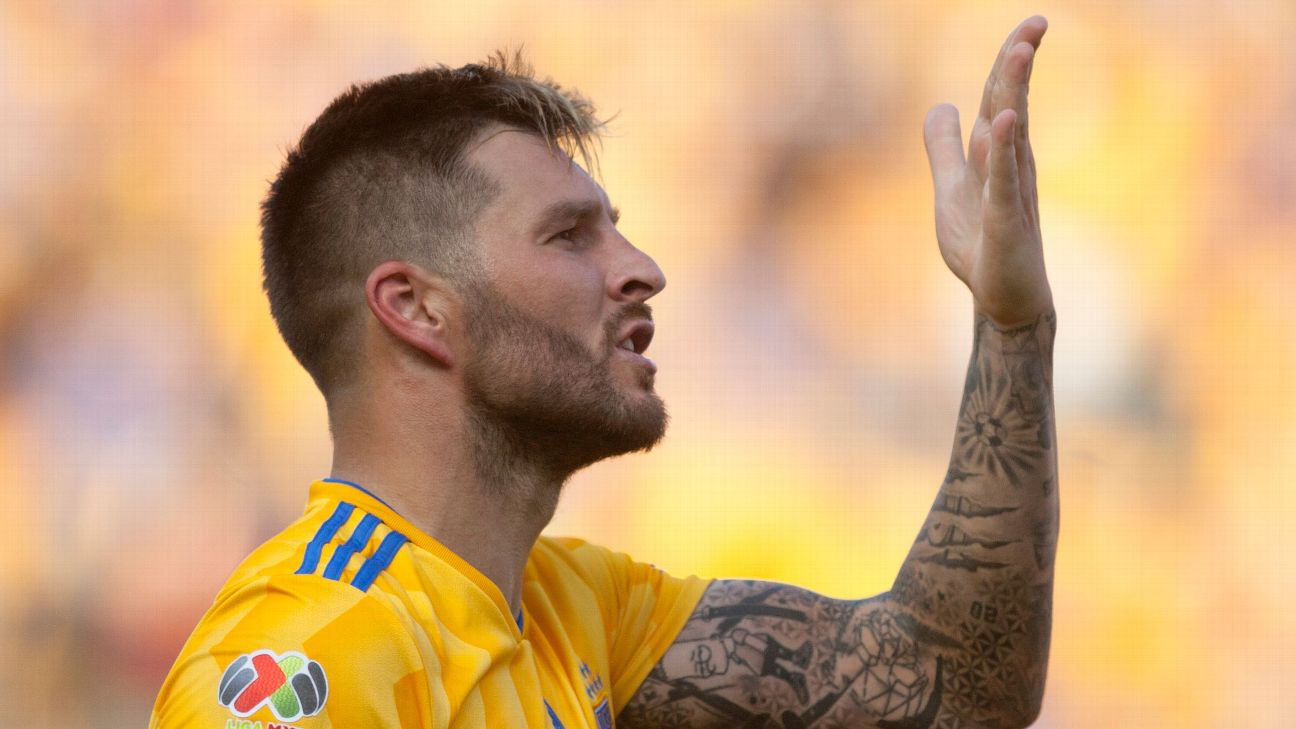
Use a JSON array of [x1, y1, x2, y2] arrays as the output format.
[[890, 309, 1058, 727], [620, 314, 1057, 729]]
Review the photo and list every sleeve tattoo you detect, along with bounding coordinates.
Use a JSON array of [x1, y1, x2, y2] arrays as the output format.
[[621, 312, 1058, 729]]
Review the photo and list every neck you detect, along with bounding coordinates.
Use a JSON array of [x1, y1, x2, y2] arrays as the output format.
[[329, 393, 569, 614]]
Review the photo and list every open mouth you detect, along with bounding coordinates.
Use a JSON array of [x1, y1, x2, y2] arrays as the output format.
[[614, 320, 657, 373], [615, 321, 654, 356]]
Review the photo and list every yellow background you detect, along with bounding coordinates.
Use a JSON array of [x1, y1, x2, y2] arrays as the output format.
[[2, 1, 1292, 726]]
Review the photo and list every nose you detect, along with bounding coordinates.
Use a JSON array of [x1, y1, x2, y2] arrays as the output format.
[[608, 235, 666, 303]]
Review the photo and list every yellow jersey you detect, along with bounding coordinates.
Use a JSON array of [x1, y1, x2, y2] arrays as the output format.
[[151, 479, 709, 729]]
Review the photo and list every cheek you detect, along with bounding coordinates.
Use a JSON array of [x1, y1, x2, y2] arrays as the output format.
[[517, 254, 607, 329]]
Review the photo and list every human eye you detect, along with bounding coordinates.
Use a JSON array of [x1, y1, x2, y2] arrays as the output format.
[[552, 227, 588, 246]]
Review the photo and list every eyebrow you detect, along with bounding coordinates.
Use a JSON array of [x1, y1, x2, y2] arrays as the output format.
[[533, 198, 621, 234]]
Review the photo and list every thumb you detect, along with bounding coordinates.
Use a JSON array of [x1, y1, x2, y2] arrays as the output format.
[[923, 103, 965, 193]]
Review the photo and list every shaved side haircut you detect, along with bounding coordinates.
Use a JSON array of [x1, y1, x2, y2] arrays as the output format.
[[260, 52, 605, 396]]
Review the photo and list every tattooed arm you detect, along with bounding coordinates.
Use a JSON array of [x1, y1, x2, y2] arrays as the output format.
[[620, 312, 1056, 729], [623, 16, 1057, 729]]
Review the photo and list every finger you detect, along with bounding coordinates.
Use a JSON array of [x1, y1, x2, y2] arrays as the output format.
[[985, 40, 1036, 130], [963, 116, 989, 185], [979, 16, 1049, 122], [1014, 74, 1038, 205], [987, 109, 1022, 215], [923, 103, 965, 192], [996, 41, 1035, 140], [1009, 45, 1043, 225], [1018, 135, 1039, 229]]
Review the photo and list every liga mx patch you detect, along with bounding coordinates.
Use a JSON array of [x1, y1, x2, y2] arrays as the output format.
[[218, 650, 328, 721]]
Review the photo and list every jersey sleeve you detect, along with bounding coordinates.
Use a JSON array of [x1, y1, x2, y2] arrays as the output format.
[[150, 573, 435, 729], [551, 539, 711, 713]]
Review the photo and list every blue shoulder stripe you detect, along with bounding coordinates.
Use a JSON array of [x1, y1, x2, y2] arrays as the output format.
[[350, 531, 409, 591], [545, 700, 567, 729], [295, 502, 356, 575], [322, 513, 381, 580]]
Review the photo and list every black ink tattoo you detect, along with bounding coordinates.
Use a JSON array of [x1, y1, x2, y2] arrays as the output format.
[[998, 313, 1054, 426], [951, 314, 1055, 489], [877, 658, 943, 729], [890, 567, 962, 631], [621, 583, 947, 729], [954, 367, 1045, 489], [942, 466, 977, 485], [914, 551, 1008, 572], [622, 311, 1057, 728], [1031, 515, 1055, 572], [915, 521, 1017, 551], [892, 613, 963, 652], [932, 492, 1018, 519], [911, 517, 1017, 574]]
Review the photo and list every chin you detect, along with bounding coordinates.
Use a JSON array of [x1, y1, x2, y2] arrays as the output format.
[[594, 393, 669, 458]]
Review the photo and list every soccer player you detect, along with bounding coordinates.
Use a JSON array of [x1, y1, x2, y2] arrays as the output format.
[[152, 15, 1057, 729]]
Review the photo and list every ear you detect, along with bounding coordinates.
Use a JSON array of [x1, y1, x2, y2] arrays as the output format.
[[365, 260, 456, 368]]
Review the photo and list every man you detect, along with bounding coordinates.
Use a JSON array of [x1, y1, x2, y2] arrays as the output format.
[[152, 15, 1056, 729]]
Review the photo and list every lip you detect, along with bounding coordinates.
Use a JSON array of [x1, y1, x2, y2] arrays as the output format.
[[616, 320, 655, 356], [614, 319, 657, 373], [615, 346, 657, 374]]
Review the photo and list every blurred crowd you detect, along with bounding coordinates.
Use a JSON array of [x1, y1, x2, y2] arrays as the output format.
[[2, 0, 1294, 726]]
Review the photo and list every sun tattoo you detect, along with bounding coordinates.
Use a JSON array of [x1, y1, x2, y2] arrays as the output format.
[[954, 365, 1044, 489]]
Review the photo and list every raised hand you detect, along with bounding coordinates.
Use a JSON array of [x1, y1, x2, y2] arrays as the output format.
[[924, 16, 1052, 329]]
